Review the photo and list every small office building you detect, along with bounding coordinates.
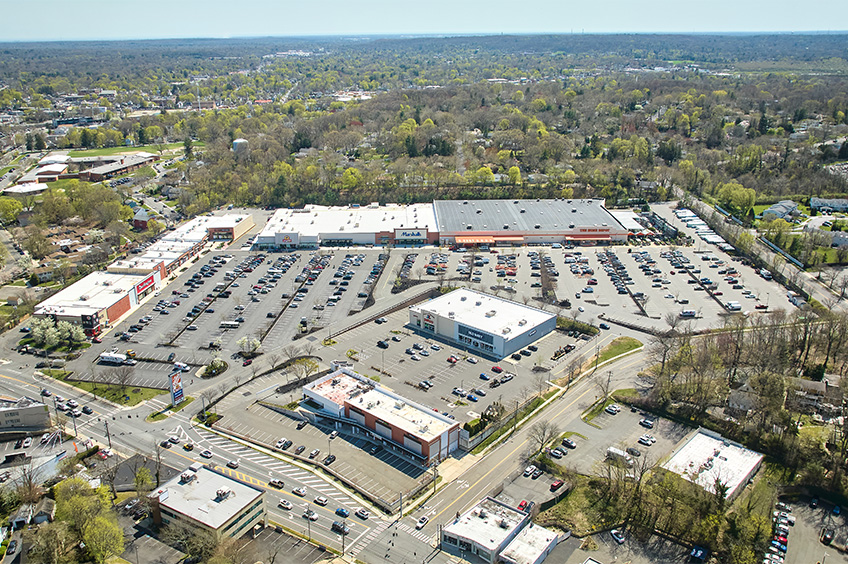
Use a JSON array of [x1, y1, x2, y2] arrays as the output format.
[[303, 368, 460, 465], [0, 397, 50, 431], [409, 288, 557, 359], [441, 497, 529, 564], [149, 465, 265, 541]]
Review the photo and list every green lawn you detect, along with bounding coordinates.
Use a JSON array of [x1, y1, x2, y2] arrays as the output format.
[[7, 280, 27, 287], [147, 396, 195, 422], [0, 166, 14, 176], [67, 143, 182, 157], [583, 397, 619, 425], [45, 370, 165, 406], [596, 336, 642, 365]]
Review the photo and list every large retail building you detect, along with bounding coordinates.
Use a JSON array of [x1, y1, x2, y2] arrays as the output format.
[[303, 367, 460, 465], [253, 198, 627, 249], [409, 289, 557, 359], [33, 214, 252, 335]]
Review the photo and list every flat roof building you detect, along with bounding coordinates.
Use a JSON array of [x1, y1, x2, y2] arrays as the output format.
[[34, 270, 160, 335], [303, 368, 460, 465], [254, 203, 437, 249], [149, 465, 265, 541], [662, 428, 763, 500], [0, 397, 50, 431], [441, 497, 529, 564], [409, 288, 557, 359], [433, 198, 628, 246], [500, 522, 559, 564]]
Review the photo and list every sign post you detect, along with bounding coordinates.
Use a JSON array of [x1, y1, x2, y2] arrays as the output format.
[[170, 372, 185, 406]]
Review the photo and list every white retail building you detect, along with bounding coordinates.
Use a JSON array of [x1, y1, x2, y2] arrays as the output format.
[[409, 288, 557, 359], [662, 428, 763, 500]]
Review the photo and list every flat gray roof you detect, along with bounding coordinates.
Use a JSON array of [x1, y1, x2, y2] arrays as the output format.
[[433, 198, 624, 234], [151, 466, 263, 530]]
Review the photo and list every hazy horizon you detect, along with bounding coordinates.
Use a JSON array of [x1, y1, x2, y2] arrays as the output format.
[[3, 0, 847, 42]]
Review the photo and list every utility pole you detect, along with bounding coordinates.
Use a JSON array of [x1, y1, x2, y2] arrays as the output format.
[[71, 412, 78, 437]]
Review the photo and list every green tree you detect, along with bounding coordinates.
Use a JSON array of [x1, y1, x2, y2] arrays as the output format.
[[82, 516, 124, 564], [134, 467, 153, 498], [507, 166, 521, 185], [25, 521, 72, 564], [0, 197, 23, 223], [184, 137, 193, 158], [341, 167, 363, 190]]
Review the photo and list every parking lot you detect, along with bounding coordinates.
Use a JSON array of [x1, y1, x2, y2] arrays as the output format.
[[208, 373, 427, 501], [778, 495, 846, 564], [324, 307, 598, 426], [553, 405, 692, 475]]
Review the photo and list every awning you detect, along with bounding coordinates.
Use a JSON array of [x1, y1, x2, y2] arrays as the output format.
[[455, 236, 495, 245]]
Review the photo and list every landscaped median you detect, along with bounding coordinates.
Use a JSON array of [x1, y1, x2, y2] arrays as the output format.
[[42, 369, 166, 406], [146, 396, 195, 422], [595, 336, 642, 365]]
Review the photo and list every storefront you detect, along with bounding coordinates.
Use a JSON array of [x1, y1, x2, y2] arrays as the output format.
[[393, 228, 430, 246], [133, 273, 157, 301]]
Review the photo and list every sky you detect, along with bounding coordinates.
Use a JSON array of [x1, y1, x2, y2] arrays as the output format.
[[1, 0, 845, 42]]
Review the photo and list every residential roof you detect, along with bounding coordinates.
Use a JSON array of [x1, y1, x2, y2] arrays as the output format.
[[662, 429, 763, 499], [500, 523, 558, 564], [433, 198, 625, 234], [443, 497, 528, 554], [410, 288, 555, 343], [150, 466, 264, 530], [3, 183, 47, 195]]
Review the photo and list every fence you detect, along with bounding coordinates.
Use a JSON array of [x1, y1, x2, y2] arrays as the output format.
[[459, 392, 545, 451]]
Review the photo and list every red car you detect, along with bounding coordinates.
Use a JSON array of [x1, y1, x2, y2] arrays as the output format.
[[491, 366, 503, 373], [517, 500, 528, 511], [447, 356, 458, 364], [550, 479, 564, 491], [92, 336, 102, 343], [774, 536, 788, 544], [243, 359, 253, 366]]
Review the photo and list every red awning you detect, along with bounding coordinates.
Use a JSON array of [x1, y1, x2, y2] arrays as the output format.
[[455, 236, 495, 244]]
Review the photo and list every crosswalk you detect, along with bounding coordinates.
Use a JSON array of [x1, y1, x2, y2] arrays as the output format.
[[397, 522, 433, 544], [191, 428, 359, 507], [347, 519, 390, 557]]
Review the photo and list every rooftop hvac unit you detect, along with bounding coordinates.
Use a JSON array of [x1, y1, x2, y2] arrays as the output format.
[[448, 312, 455, 318], [460, 296, 467, 301], [502, 327, 511, 334], [499, 519, 509, 529], [79, 295, 88, 301], [180, 472, 196, 483], [216, 487, 232, 499], [485, 310, 496, 317], [479, 509, 487, 518], [394, 401, 405, 409], [476, 301, 482, 306], [419, 425, 429, 434], [518, 319, 527, 326]]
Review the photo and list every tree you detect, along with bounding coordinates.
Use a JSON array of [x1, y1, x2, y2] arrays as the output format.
[[507, 166, 521, 185], [527, 420, 560, 455], [146, 218, 165, 236], [0, 197, 23, 224], [25, 521, 72, 564], [82, 516, 124, 564], [134, 467, 154, 499], [161, 520, 219, 560]]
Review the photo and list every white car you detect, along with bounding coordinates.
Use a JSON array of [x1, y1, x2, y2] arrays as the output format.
[[314, 496, 329, 506], [466, 357, 478, 364], [278, 499, 292, 510], [416, 516, 429, 530], [523, 465, 537, 477], [430, 344, 441, 351]]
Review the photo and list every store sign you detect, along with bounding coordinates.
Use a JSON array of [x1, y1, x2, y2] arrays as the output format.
[[170, 372, 184, 405], [395, 229, 427, 239], [458, 324, 493, 344], [135, 274, 155, 295]]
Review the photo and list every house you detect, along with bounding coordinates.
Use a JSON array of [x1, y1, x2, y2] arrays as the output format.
[[10, 503, 33, 529], [133, 208, 150, 230], [726, 382, 758, 417], [810, 197, 848, 213], [761, 201, 799, 221], [785, 376, 842, 415], [33, 498, 55, 524]]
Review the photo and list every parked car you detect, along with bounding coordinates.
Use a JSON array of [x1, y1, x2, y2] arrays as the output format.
[[610, 529, 625, 544]]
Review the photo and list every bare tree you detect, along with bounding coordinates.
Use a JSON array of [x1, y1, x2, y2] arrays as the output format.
[[533, 373, 549, 397], [302, 341, 317, 356], [595, 370, 613, 401], [152, 440, 164, 486], [528, 420, 560, 455], [217, 381, 230, 399], [16, 462, 42, 504], [268, 353, 283, 371], [113, 365, 134, 394]]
